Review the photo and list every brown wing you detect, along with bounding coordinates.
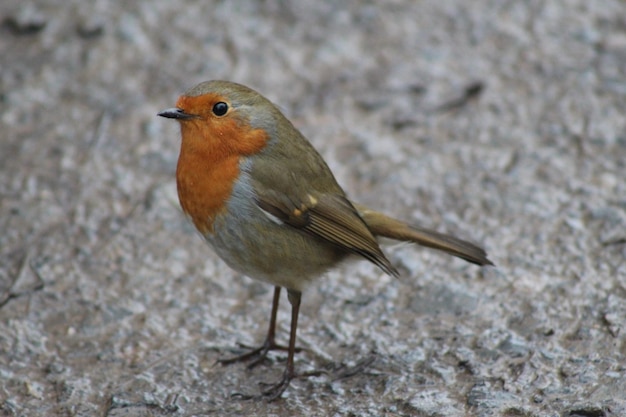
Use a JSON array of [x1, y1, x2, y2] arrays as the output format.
[[256, 192, 398, 277]]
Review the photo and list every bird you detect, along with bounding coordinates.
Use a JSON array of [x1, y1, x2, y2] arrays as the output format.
[[158, 80, 493, 400]]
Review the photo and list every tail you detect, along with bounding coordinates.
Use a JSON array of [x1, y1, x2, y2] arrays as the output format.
[[354, 203, 493, 266]]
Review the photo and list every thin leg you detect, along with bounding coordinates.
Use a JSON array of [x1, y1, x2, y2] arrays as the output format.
[[262, 289, 301, 401], [231, 289, 371, 401], [219, 286, 296, 369], [266, 285, 281, 344]]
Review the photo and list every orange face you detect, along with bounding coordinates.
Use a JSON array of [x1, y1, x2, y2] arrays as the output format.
[[173, 93, 269, 234]]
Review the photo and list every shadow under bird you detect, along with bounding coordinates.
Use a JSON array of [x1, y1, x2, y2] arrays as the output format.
[[158, 80, 493, 400]]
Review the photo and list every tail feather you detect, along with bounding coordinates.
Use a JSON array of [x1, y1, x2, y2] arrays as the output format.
[[354, 204, 493, 266]]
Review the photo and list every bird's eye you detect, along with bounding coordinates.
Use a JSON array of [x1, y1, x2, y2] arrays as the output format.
[[212, 102, 228, 116]]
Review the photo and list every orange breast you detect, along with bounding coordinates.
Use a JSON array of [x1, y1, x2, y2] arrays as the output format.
[[175, 110, 269, 235]]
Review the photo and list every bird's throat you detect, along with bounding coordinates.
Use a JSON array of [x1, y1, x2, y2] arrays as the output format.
[[176, 144, 240, 235]]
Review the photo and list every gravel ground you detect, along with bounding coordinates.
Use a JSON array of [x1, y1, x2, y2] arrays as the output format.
[[1, 1, 625, 416]]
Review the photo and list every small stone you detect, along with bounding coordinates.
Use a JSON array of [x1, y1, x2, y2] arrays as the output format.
[[3, 6, 47, 35]]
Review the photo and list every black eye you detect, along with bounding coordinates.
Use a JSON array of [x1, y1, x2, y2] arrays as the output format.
[[212, 102, 228, 116]]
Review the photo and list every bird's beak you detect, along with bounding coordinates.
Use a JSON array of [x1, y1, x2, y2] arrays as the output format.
[[157, 108, 197, 120]]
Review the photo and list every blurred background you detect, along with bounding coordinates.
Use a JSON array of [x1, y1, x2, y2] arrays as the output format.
[[1, 1, 625, 416]]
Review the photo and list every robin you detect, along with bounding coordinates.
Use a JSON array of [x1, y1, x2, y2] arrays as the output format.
[[158, 80, 492, 400]]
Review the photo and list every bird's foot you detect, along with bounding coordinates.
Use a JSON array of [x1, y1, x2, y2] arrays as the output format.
[[231, 355, 376, 401], [232, 368, 320, 402], [258, 369, 295, 401], [218, 339, 302, 369]]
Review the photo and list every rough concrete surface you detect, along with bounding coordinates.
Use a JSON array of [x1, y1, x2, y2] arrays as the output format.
[[1, 1, 625, 416]]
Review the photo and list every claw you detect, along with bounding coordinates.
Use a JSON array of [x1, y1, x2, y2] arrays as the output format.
[[261, 369, 294, 401], [217, 339, 295, 369]]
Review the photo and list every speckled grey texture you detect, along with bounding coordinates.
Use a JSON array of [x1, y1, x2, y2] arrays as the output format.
[[1, 1, 625, 416]]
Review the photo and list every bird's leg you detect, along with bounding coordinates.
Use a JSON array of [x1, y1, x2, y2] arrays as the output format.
[[219, 286, 299, 369], [235, 289, 372, 401], [261, 289, 301, 401]]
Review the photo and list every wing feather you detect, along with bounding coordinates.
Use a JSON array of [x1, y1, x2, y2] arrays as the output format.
[[257, 193, 398, 276]]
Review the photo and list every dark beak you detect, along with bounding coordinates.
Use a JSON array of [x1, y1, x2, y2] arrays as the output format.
[[157, 108, 197, 120]]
